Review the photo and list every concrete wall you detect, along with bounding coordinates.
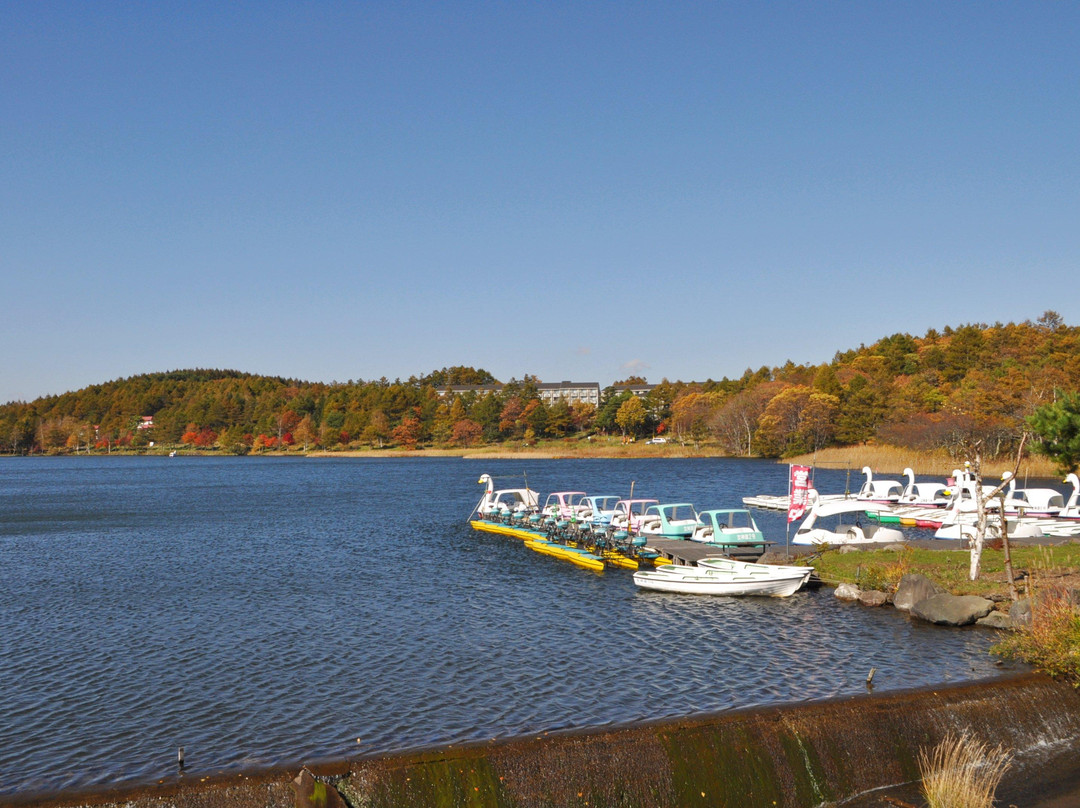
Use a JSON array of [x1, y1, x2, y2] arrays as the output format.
[[7, 671, 1080, 808]]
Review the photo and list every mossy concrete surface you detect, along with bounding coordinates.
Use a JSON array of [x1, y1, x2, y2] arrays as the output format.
[[6, 672, 1080, 808]]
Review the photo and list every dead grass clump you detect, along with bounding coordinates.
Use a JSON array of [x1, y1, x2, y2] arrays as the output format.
[[918, 731, 1012, 808], [993, 587, 1080, 684]]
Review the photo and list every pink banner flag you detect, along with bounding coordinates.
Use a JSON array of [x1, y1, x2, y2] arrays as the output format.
[[787, 465, 812, 523]]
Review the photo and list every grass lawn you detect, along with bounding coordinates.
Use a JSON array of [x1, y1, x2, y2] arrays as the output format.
[[810, 543, 1080, 602]]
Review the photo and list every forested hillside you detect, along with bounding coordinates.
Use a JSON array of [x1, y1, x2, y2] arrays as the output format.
[[2, 313, 1078, 460]]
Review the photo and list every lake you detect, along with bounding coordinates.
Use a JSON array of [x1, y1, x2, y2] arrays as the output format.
[[0, 456, 1010, 797]]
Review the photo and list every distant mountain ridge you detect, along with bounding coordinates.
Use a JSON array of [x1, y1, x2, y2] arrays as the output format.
[[1, 314, 1076, 457]]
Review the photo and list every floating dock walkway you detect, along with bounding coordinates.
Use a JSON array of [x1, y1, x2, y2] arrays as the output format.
[[644, 537, 771, 565], [742, 494, 1080, 538]]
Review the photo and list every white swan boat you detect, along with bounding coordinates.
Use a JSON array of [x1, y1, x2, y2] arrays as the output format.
[[899, 467, 950, 507], [791, 493, 905, 546], [1063, 474, 1080, 520], [856, 466, 903, 504], [932, 470, 1043, 540], [1000, 473, 1064, 517], [475, 474, 539, 517]]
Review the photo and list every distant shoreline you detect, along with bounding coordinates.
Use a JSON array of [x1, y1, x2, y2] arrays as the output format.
[[2, 443, 1062, 479]]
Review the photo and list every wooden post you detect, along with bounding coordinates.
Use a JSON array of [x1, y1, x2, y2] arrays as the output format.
[[999, 492, 1018, 602]]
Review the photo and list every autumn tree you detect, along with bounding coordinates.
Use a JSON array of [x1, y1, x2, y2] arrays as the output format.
[[499, 397, 525, 438], [710, 386, 773, 456], [363, 410, 390, 448], [451, 419, 483, 446], [834, 376, 887, 444], [293, 414, 318, 451], [430, 402, 454, 445], [546, 399, 572, 437], [391, 415, 422, 450], [570, 401, 596, 433], [753, 386, 811, 457], [799, 392, 840, 452], [595, 390, 633, 433], [522, 399, 548, 438], [217, 425, 251, 455], [671, 391, 725, 446], [615, 396, 647, 438], [319, 421, 344, 448], [276, 410, 301, 444]]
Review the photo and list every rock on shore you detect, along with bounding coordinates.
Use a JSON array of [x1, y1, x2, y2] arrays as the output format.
[[911, 593, 995, 626]]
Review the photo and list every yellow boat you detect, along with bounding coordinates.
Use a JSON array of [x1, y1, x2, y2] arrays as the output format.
[[474, 517, 646, 570], [525, 539, 605, 572], [470, 520, 538, 541], [601, 551, 639, 570]]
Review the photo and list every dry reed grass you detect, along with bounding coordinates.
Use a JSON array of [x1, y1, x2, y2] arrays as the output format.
[[785, 445, 1060, 479], [918, 731, 1012, 808]]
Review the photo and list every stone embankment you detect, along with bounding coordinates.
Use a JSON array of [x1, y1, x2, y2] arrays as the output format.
[[6, 672, 1080, 808], [835, 570, 1040, 629]]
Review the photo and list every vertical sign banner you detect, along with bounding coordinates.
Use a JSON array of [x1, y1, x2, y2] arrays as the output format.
[[787, 464, 812, 523]]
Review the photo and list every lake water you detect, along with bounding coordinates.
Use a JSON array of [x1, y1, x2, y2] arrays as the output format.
[[0, 456, 1011, 797]]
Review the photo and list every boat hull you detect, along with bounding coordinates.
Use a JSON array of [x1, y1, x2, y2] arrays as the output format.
[[632, 570, 805, 597], [525, 539, 605, 571]]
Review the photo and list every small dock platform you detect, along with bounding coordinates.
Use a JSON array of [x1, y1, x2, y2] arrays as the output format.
[[645, 537, 769, 564], [743, 493, 1080, 538]]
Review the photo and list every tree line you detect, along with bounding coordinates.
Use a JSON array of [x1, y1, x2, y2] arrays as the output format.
[[2, 313, 1078, 466]]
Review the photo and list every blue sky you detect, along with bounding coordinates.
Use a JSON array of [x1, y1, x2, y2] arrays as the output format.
[[3, 2, 1078, 404]]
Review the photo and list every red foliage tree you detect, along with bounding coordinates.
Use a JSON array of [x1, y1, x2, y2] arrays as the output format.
[[451, 418, 483, 447], [392, 416, 422, 449]]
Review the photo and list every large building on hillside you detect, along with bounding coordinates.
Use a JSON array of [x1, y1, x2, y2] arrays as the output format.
[[439, 381, 602, 407], [437, 381, 671, 406], [611, 382, 656, 398]]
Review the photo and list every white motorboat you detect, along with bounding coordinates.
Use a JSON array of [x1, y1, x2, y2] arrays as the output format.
[[632, 567, 807, 597], [791, 493, 905, 546], [695, 556, 814, 582]]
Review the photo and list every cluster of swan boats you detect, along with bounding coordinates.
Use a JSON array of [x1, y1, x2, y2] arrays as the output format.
[[470, 467, 1080, 598], [470, 474, 814, 597], [745, 467, 1080, 542]]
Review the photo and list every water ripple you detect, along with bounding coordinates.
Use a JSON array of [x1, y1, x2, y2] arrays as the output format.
[[0, 457, 1014, 796]]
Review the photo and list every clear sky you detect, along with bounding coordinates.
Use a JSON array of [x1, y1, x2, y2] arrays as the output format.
[[3, 2, 1078, 404]]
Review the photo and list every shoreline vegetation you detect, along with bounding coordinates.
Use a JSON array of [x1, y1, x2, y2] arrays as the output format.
[[11, 439, 1062, 479], [3, 317, 1079, 477]]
